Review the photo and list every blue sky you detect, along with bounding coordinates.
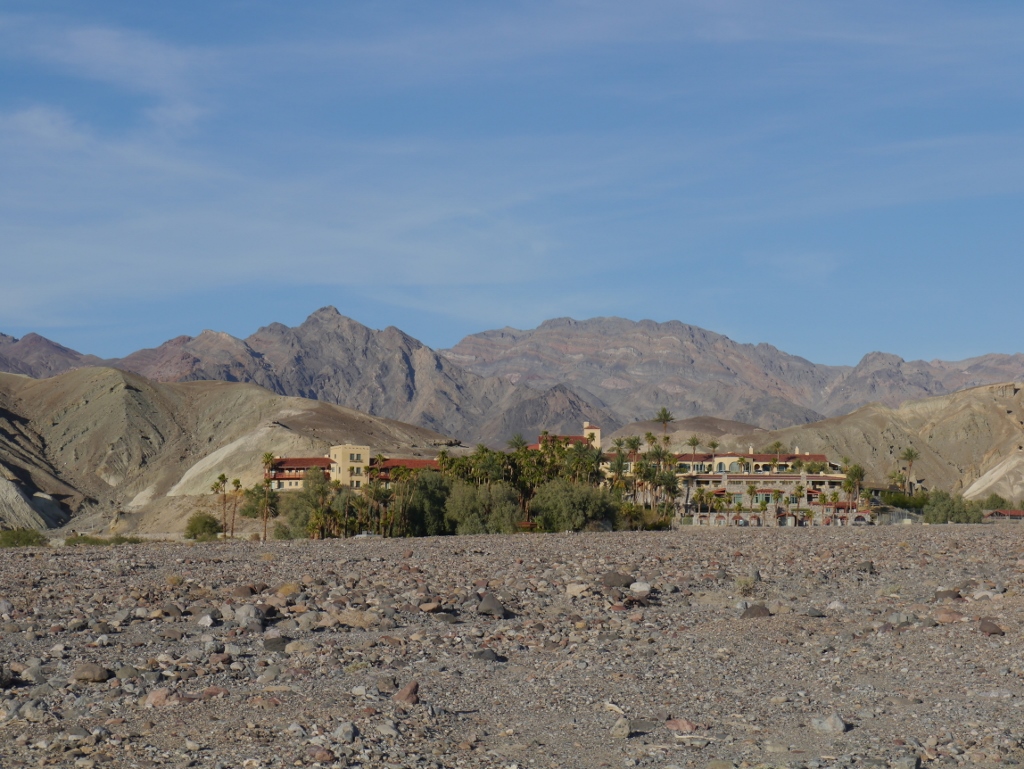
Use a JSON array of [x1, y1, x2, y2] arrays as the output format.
[[1, 2, 1023, 365]]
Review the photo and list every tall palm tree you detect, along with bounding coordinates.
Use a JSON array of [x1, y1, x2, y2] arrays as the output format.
[[655, 407, 674, 438], [707, 440, 720, 473], [899, 447, 920, 493], [230, 478, 241, 538], [746, 482, 758, 515], [686, 434, 701, 472]]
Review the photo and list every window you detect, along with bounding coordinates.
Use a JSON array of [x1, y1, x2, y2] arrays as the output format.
[[350, 480, 361, 488], [351, 466, 362, 476], [350, 453, 362, 462]]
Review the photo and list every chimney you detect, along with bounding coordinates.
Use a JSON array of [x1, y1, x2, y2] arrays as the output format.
[[748, 445, 753, 454], [794, 445, 799, 455]]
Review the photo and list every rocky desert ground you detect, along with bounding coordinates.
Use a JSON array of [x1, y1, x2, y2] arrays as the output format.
[[2, 526, 1023, 769]]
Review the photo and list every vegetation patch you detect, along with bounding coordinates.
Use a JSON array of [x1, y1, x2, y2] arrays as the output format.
[[0, 529, 47, 548], [184, 512, 222, 541], [65, 534, 143, 546]]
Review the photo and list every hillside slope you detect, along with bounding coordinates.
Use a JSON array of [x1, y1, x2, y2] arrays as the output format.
[[0, 368, 456, 532], [697, 382, 1024, 499]]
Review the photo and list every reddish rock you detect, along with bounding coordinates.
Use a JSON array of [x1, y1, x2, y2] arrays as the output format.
[[980, 618, 1005, 636], [144, 688, 174, 708], [665, 718, 699, 732], [393, 680, 420, 706]]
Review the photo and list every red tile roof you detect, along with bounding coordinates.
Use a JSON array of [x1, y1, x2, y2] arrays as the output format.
[[272, 457, 331, 470]]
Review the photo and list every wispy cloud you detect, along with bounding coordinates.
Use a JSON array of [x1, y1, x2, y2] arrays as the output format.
[[0, 14, 214, 131]]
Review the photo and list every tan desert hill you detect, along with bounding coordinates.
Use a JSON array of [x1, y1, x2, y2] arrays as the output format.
[[0, 367, 458, 533], [699, 382, 1024, 499]]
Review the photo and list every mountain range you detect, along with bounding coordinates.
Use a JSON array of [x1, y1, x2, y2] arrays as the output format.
[[4, 308, 1024, 447], [2, 308, 1024, 531]]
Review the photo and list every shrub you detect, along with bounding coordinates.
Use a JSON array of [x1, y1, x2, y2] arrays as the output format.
[[165, 574, 184, 587], [443, 480, 520, 534], [66, 534, 143, 546], [532, 480, 618, 532], [923, 491, 983, 524], [184, 512, 222, 540], [0, 529, 47, 548]]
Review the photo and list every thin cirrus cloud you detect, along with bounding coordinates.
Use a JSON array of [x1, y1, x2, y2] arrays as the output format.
[[0, 3, 1023, 363]]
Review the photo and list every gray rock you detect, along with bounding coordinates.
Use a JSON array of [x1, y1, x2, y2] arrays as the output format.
[[376, 720, 399, 738], [810, 713, 847, 734], [602, 572, 635, 588], [477, 593, 507, 617], [332, 722, 356, 743], [263, 635, 290, 653], [806, 607, 826, 618], [72, 663, 112, 683], [891, 756, 921, 769], [741, 604, 771, 619], [610, 716, 631, 739], [116, 665, 140, 680]]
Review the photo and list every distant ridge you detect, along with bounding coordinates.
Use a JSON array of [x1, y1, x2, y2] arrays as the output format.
[[3, 310, 1024, 446]]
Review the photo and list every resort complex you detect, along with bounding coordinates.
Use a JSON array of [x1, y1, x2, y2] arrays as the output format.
[[266, 424, 872, 527]]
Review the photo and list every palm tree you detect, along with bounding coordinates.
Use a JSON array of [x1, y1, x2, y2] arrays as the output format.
[[846, 464, 866, 506], [686, 434, 701, 472], [746, 483, 757, 515], [644, 432, 658, 454], [655, 408, 674, 439], [899, 447, 920, 493], [230, 478, 241, 538], [260, 479, 276, 542], [692, 487, 707, 514], [766, 440, 785, 466], [707, 440, 720, 473], [211, 474, 228, 534]]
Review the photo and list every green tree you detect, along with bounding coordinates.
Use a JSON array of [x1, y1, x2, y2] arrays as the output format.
[[532, 479, 618, 532], [746, 482, 757, 515], [899, 447, 920, 493], [185, 512, 222, 540], [707, 440, 720, 473], [405, 470, 451, 537], [229, 478, 241, 538], [298, 466, 340, 539], [686, 434, 702, 469], [444, 480, 520, 534], [655, 407, 674, 438], [923, 491, 983, 524]]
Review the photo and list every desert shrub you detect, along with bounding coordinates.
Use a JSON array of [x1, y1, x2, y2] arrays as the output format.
[[0, 529, 47, 548], [443, 480, 520, 535], [66, 534, 143, 546], [980, 492, 1012, 510], [184, 512, 222, 540], [923, 491, 983, 524], [273, 521, 297, 540], [165, 573, 184, 587], [532, 480, 617, 533], [880, 490, 929, 510]]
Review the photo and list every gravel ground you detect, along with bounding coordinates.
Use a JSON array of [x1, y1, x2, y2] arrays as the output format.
[[2, 526, 1023, 769]]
